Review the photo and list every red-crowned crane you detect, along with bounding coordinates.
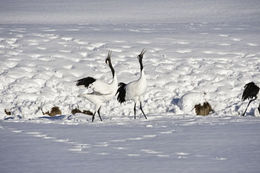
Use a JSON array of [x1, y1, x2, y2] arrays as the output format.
[[242, 82, 260, 116], [76, 51, 118, 122], [116, 49, 147, 119]]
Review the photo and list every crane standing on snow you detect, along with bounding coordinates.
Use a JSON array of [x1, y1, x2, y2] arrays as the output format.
[[116, 49, 148, 119], [242, 82, 260, 116], [76, 51, 118, 122]]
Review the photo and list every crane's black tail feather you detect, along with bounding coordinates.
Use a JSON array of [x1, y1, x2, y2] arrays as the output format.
[[116, 82, 126, 103]]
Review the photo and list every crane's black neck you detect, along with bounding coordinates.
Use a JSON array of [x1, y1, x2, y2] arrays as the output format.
[[107, 58, 115, 77], [139, 55, 144, 71]]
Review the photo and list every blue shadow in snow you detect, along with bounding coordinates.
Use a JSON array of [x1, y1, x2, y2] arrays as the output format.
[[39, 115, 66, 120]]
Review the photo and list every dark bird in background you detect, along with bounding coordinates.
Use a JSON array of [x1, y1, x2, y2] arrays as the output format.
[[241, 82, 260, 116], [41, 106, 62, 117], [116, 49, 147, 119], [194, 102, 214, 116]]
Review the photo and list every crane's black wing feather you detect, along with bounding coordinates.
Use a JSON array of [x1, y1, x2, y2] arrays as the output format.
[[76, 77, 96, 88]]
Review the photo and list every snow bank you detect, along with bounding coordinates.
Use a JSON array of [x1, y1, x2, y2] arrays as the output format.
[[0, 22, 259, 120]]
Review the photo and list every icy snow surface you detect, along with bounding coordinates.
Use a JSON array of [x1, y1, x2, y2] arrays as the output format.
[[1, 0, 260, 173], [1, 118, 260, 173]]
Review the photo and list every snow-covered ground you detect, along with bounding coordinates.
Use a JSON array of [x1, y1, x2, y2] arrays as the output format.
[[1, 0, 260, 172], [1, 23, 259, 119], [1, 117, 260, 173]]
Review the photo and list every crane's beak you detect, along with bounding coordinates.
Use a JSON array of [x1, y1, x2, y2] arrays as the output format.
[[138, 49, 146, 59]]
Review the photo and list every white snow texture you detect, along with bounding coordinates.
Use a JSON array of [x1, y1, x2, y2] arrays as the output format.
[[0, 0, 260, 173]]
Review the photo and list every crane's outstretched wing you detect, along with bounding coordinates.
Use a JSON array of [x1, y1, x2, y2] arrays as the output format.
[[76, 77, 96, 88], [91, 80, 114, 95]]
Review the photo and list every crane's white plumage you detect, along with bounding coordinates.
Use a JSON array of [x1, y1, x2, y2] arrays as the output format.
[[76, 51, 118, 122], [89, 79, 117, 95], [124, 70, 147, 102], [116, 49, 147, 119]]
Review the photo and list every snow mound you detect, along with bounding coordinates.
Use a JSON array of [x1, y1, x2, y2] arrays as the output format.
[[178, 92, 208, 114]]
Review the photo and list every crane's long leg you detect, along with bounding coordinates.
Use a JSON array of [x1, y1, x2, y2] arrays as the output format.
[[140, 102, 147, 119], [242, 98, 256, 116], [134, 103, 137, 119], [258, 103, 260, 114], [97, 107, 102, 121], [92, 112, 96, 122]]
